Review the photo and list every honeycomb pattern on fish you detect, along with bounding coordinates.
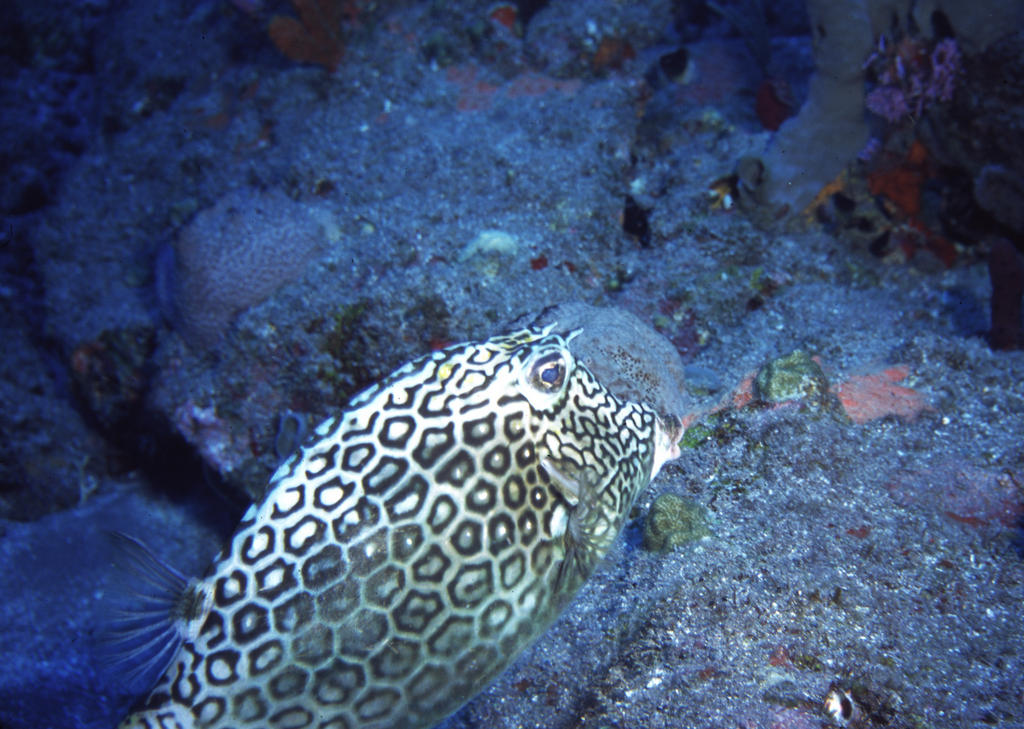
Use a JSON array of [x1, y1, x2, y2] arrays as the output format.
[[120, 328, 663, 729]]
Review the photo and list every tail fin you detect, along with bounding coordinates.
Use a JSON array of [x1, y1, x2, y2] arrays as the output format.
[[99, 532, 207, 693]]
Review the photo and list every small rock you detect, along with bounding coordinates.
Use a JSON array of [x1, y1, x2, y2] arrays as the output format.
[[754, 349, 828, 405], [458, 229, 519, 266]]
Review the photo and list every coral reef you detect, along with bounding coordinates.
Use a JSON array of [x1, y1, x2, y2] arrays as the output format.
[[754, 0, 1023, 220], [0, 325, 107, 520], [69, 327, 155, 432], [4, 1, 1024, 726]]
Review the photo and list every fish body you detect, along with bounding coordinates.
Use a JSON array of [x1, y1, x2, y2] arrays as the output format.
[[120, 327, 674, 729]]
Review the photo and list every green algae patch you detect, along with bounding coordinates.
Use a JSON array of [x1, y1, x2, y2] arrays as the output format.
[[643, 493, 710, 553], [754, 349, 829, 404], [681, 412, 744, 450], [680, 422, 714, 449]]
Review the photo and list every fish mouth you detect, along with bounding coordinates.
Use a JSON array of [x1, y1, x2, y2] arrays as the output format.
[[651, 414, 683, 480]]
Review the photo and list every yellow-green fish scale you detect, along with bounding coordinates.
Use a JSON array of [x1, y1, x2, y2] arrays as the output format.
[[121, 328, 659, 729]]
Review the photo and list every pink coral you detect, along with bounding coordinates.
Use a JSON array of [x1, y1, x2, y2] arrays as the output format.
[[864, 34, 960, 123], [927, 38, 960, 102], [865, 86, 911, 123]]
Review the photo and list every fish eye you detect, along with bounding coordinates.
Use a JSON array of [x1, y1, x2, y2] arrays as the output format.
[[528, 352, 566, 392]]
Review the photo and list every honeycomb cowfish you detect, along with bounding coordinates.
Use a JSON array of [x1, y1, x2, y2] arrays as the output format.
[[117, 326, 681, 729]]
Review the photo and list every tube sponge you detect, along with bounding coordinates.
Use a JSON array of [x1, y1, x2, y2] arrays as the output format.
[[759, 0, 874, 215], [159, 188, 326, 347]]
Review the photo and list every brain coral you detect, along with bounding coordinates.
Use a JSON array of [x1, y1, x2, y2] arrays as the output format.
[[161, 187, 325, 347]]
